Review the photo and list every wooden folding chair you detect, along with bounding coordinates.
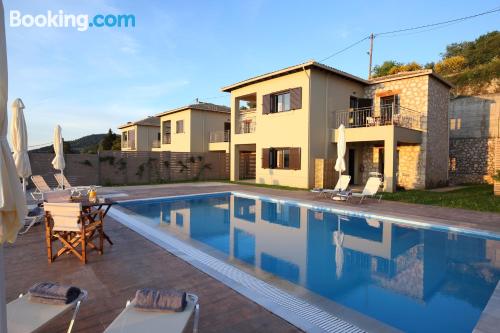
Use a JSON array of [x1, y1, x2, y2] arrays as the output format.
[[44, 202, 104, 264]]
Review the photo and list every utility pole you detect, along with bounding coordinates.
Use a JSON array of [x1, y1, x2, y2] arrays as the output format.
[[368, 33, 374, 79]]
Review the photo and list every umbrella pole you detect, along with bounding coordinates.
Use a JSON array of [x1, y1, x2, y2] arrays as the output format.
[[0, 246, 7, 333], [22, 177, 25, 193], [61, 171, 64, 189]]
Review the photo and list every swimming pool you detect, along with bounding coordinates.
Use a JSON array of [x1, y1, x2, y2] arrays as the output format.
[[115, 192, 500, 333]]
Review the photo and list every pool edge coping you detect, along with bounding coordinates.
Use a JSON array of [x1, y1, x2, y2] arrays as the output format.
[[113, 190, 500, 332], [108, 205, 368, 333]]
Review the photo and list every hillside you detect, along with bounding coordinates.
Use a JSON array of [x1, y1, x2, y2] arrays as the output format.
[[373, 31, 500, 95], [30, 133, 106, 153]]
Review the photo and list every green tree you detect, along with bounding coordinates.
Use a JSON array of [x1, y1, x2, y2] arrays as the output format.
[[372, 60, 401, 77], [99, 129, 117, 151], [111, 136, 122, 150]]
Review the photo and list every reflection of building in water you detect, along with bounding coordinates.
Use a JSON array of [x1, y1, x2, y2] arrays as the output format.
[[230, 196, 308, 284], [157, 194, 498, 308]]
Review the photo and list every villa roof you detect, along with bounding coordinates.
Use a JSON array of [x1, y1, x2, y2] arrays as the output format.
[[369, 69, 453, 88], [117, 116, 160, 129], [221, 60, 369, 92], [155, 102, 230, 117], [221, 61, 453, 92]]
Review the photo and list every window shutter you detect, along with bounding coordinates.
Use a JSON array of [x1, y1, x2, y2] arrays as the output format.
[[262, 148, 270, 168], [289, 148, 301, 170], [290, 87, 302, 110], [262, 94, 271, 114]]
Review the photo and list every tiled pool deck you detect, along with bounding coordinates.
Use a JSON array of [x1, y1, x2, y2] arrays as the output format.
[[6, 182, 500, 332]]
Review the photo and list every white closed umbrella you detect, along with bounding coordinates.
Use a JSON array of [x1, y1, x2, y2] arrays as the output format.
[[51, 125, 65, 188], [335, 124, 346, 181], [0, 0, 27, 331], [10, 98, 31, 192], [333, 215, 346, 280]]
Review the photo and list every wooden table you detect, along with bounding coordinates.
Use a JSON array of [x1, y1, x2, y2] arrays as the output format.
[[69, 197, 115, 245]]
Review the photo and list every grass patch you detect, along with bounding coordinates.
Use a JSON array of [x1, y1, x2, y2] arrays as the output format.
[[222, 180, 307, 191], [383, 184, 500, 213]]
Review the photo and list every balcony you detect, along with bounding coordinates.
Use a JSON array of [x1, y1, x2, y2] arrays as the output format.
[[236, 119, 256, 134], [121, 141, 135, 150], [334, 105, 423, 131], [163, 133, 171, 144], [209, 130, 230, 143]]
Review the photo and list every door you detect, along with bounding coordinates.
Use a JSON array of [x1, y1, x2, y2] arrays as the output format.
[[239, 152, 256, 179], [348, 149, 356, 184]]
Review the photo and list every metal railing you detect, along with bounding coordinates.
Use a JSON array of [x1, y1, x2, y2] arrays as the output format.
[[163, 133, 171, 144], [334, 104, 423, 130], [209, 130, 230, 143], [236, 119, 256, 134], [151, 140, 161, 148]]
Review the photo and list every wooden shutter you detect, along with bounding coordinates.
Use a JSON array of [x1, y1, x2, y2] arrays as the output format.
[[262, 94, 271, 114], [289, 148, 301, 170], [262, 148, 270, 168], [290, 87, 302, 110]]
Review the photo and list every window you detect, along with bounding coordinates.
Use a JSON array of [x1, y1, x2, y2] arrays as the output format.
[[450, 118, 461, 130], [449, 157, 457, 171], [157, 132, 161, 141], [163, 120, 171, 144], [176, 120, 184, 133], [271, 92, 291, 113], [262, 148, 300, 170], [263, 87, 302, 114]]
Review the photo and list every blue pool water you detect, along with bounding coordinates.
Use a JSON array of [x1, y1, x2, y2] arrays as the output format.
[[120, 193, 500, 333]]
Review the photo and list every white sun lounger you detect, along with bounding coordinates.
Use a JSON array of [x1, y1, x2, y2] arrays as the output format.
[[53, 173, 100, 195], [311, 175, 351, 198], [7, 289, 88, 333], [335, 176, 383, 203], [104, 293, 199, 333], [30, 175, 54, 200]]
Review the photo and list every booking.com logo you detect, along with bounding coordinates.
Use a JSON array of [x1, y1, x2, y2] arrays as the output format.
[[9, 10, 135, 31]]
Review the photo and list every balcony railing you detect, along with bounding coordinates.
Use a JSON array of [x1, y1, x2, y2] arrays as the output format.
[[236, 119, 256, 134], [121, 141, 135, 150], [209, 130, 230, 143], [152, 140, 161, 148], [163, 133, 171, 144], [334, 105, 423, 130]]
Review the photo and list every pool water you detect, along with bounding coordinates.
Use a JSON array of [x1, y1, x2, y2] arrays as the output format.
[[120, 193, 500, 333]]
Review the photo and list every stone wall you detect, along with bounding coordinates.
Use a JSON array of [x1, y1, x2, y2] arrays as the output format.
[[449, 138, 496, 184], [448, 93, 500, 186], [28, 151, 229, 188], [426, 77, 450, 188], [359, 143, 425, 189]]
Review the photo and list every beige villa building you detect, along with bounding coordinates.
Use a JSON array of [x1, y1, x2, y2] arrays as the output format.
[[118, 116, 161, 151], [119, 102, 231, 153], [222, 61, 451, 192]]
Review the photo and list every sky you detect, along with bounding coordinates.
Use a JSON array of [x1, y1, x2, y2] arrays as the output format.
[[4, 0, 500, 146]]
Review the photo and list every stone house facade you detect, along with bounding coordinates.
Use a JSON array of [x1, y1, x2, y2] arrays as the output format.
[[448, 93, 500, 184]]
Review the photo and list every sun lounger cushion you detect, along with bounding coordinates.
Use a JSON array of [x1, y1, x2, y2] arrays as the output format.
[[28, 282, 81, 305], [134, 288, 187, 312]]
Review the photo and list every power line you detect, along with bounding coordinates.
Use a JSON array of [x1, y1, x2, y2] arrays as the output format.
[[375, 6, 500, 37], [320, 36, 370, 62], [320, 6, 500, 62]]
